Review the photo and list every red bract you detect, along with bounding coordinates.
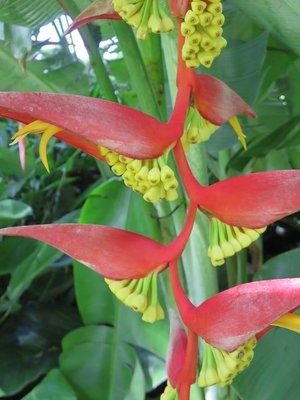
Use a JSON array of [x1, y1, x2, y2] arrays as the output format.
[[65, 0, 120, 34], [174, 141, 300, 228], [0, 88, 190, 160], [194, 74, 256, 125], [0, 204, 197, 280], [0, 224, 167, 279], [195, 279, 300, 351], [168, 0, 190, 18], [199, 170, 300, 227], [170, 261, 300, 351], [166, 310, 188, 388]]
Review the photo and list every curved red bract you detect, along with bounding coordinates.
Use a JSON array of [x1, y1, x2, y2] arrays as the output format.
[[198, 170, 300, 228], [0, 92, 170, 158], [166, 310, 188, 388], [0, 224, 169, 279], [0, 89, 190, 159], [65, 0, 120, 34], [194, 74, 256, 125], [192, 278, 300, 351]]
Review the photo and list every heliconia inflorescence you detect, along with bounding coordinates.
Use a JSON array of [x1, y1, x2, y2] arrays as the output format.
[[0, 1, 300, 399]]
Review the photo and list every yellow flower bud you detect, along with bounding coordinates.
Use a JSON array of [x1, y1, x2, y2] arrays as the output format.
[[148, 14, 163, 33], [143, 186, 161, 203], [198, 51, 214, 68], [119, 154, 132, 163], [212, 14, 225, 26], [160, 165, 175, 181], [161, 15, 174, 32], [207, 2, 223, 15], [142, 305, 157, 323], [123, 170, 135, 181], [185, 10, 200, 25], [185, 59, 200, 68], [187, 32, 202, 46], [115, 286, 132, 301], [220, 241, 235, 257], [198, 12, 213, 26], [127, 159, 142, 173], [187, 127, 201, 143], [165, 189, 178, 202], [99, 146, 109, 156], [163, 178, 178, 191], [242, 228, 260, 241], [200, 34, 214, 49], [148, 167, 161, 185], [105, 152, 119, 166], [210, 245, 225, 266], [181, 22, 196, 36], [122, 3, 142, 18], [215, 36, 227, 49], [206, 25, 223, 39], [233, 227, 252, 248], [135, 165, 149, 181], [111, 162, 126, 176], [125, 293, 148, 312], [127, 12, 142, 28], [191, 1, 207, 14]]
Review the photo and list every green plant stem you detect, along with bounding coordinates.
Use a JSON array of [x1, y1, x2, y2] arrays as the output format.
[[162, 30, 217, 400], [226, 256, 238, 288], [112, 22, 161, 118], [57, 0, 117, 101], [138, 34, 167, 119], [237, 250, 248, 284]]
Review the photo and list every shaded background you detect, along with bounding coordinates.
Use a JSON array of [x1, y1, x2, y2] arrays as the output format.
[[0, 0, 299, 399]]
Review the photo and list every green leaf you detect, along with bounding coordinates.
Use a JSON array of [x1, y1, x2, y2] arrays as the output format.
[[228, 115, 300, 171], [3, 210, 79, 305], [0, 0, 60, 28], [233, 249, 300, 400], [229, 0, 300, 55], [0, 42, 89, 94], [59, 325, 145, 400], [0, 147, 35, 176], [73, 179, 168, 392], [0, 199, 32, 225], [22, 369, 77, 400], [0, 304, 80, 397], [255, 248, 300, 280]]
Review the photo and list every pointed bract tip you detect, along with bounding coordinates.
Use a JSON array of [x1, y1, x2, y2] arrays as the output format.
[[0, 224, 170, 280], [65, 0, 120, 34], [193, 278, 300, 351], [166, 309, 188, 387], [194, 74, 256, 125]]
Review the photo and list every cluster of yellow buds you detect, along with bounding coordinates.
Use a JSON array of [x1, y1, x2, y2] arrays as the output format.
[[208, 218, 267, 266], [181, 0, 227, 68], [182, 106, 219, 150], [160, 381, 179, 400], [198, 337, 257, 387], [100, 146, 179, 203], [112, 0, 174, 39], [105, 272, 165, 323]]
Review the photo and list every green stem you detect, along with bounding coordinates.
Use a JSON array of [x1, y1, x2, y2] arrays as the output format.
[[112, 22, 161, 118], [225, 256, 238, 288], [237, 250, 248, 284], [138, 34, 167, 119], [57, 0, 117, 101]]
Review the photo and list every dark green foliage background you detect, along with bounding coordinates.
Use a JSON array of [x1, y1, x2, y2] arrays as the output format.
[[0, 1, 299, 399]]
